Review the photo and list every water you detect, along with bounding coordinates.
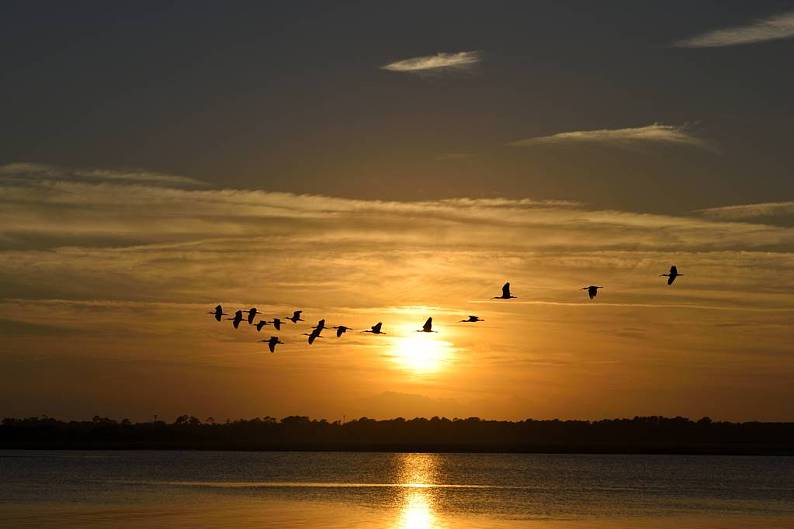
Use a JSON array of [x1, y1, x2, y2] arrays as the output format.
[[1, 450, 792, 528]]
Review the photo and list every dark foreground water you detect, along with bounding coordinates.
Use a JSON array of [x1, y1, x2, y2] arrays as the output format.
[[1, 450, 792, 528]]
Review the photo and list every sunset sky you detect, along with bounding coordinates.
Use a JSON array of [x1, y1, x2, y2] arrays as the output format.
[[1, 1, 793, 422]]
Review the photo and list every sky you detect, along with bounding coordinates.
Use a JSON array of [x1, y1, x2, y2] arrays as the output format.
[[1, 1, 793, 422]]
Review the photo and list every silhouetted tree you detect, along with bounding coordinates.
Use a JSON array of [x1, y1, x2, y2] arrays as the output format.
[[0, 415, 791, 454]]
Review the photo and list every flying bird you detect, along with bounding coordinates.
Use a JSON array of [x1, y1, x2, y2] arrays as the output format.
[[208, 305, 227, 322], [333, 325, 351, 337], [271, 318, 282, 331], [417, 317, 437, 333], [661, 265, 682, 286], [246, 308, 259, 325], [227, 309, 244, 328], [304, 327, 322, 345], [460, 315, 483, 323], [260, 336, 283, 353], [364, 322, 386, 335], [582, 286, 603, 300], [255, 320, 269, 332], [287, 310, 304, 323], [494, 282, 517, 299]]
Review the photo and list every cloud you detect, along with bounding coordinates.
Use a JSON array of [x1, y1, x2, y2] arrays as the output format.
[[508, 124, 709, 150], [0, 163, 792, 255], [697, 202, 794, 220], [2, 162, 794, 318], [381, 51, 481, 73], [0, 162, 204, 187], [3, 163, 794, 421], [675, 10, 794, 48], [8, 161, 788, 313]]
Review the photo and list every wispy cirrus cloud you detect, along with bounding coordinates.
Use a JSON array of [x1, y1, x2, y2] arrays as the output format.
[[381, 51, 481, 73], [0, 162, 204, 187], [1, 162, 792, 257], [508, 124, 709, 150], [675, 10, 794, 48], [697, 201, 794, 220]]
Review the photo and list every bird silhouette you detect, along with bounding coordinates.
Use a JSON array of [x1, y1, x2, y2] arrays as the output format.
[[494, 282, 517, 299], [246, 308, 259, 325], [227, 309, 244, 328], [287, 310, 304, 323], [417, 317, 437, 333], [208, 305, 227, 322], [661, 265, 682, 286], [260, 336, 283, 353], [271, 318, 282, 331], [304, 327, 322, 345], [333, 325, 351, 337], [582, 286, 603, 300], [364, 322, 386, 334], [460, 315, 483, 323], [255, 320, 269, 332]]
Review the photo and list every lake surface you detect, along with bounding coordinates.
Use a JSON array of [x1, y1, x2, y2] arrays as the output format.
[[1, 450, 792, 528]]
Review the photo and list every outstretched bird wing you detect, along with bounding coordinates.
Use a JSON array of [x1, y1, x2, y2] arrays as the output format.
[[502, 282, 511, 298], [372, 322, 382, 333], [423, 317, 432, 332]]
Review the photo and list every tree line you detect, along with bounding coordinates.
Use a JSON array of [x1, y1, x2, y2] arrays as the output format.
[[1, 415, 792, 454]]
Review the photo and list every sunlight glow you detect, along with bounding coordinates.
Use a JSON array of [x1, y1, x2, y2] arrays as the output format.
[[390, 334, 454, 374]]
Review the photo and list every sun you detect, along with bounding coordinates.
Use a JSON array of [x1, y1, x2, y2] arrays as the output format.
[[390, 334, 453, 374]]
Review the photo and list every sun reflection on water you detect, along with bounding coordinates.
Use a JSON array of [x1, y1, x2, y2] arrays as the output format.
[[393, 453, 446, 529], [397, 491, 436, 529]]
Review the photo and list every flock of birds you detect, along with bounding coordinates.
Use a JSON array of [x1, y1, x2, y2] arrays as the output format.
[[209, 266, 683, 352]]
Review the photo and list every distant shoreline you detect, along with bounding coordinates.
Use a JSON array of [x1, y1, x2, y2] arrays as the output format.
[[3, 415, 793, 455]]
